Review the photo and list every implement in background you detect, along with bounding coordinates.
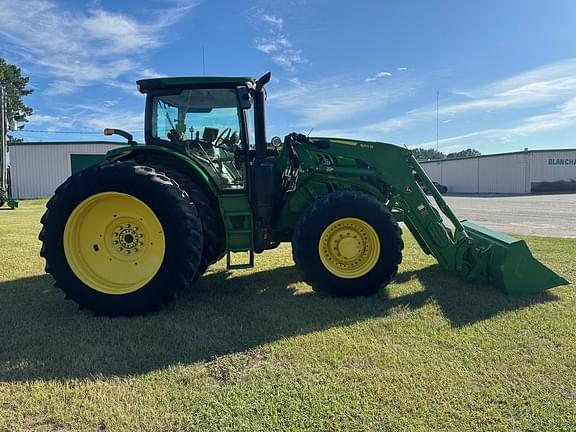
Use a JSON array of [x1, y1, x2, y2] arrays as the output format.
[[0, 86, 18, 209]]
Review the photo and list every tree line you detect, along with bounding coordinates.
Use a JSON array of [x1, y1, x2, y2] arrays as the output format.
[[0, 58, 33, 143], [411, 147, 481, 161]]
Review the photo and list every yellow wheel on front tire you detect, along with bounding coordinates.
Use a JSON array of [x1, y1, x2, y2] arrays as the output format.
[[318, 217, 381, 279], [63, 192, 166, 295]]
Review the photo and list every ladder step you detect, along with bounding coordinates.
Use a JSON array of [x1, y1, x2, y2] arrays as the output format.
[[226, 250, 254, 270]]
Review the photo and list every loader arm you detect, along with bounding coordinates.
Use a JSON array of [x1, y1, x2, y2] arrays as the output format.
[[291, 136, 569, 295]]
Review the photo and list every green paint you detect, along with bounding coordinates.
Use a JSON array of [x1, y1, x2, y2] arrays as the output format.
[[548, 158, 576, 165], [0, 188, 18, 209], [106, 145, 219, 195], [101, 78, 568, 295], [218, 193, 253, 252], [462, 221, 570, 294], [70, 154, 106, 174]]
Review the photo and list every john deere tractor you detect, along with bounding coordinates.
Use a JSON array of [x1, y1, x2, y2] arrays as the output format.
[[39, 73, 569, 316]]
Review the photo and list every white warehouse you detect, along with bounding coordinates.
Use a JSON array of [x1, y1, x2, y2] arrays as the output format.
[[9, 141, 122, 199], [7, 142, 576, 198], [420, 148, 576, 194]]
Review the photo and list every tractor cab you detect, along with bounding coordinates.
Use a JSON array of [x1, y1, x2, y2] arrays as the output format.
[[137, 77, 259, 190], [133, 73, 283, 258]]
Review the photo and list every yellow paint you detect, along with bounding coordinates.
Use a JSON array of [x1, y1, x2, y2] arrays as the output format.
[[318, 217, 380, 278], [63, 192, 165, 295], [331, 139, 358, 146]]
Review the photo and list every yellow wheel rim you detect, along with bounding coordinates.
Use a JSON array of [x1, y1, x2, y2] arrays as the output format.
[[64, 192, 166, 295], [318, 217, 381, 279]]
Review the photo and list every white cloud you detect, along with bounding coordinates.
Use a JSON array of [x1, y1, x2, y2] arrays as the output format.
[[364, 71, 392, 82], [256, 44, 278, 54], [397, 67, 408, 71], [0, 0, 199, 95], [26, 113, 62, 127], [262, 14, 284, 28], [270, 59, 576, 146], [254, 12, 307, 71], [414, 96, 576, 149], [21, 103, 144, 141], [363, 58, 576, 135], [269, 74, 421, 127]]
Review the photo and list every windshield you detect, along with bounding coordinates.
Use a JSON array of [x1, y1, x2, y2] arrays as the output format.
[[152, 88, 241, 143], [150, 88, 246, 189]]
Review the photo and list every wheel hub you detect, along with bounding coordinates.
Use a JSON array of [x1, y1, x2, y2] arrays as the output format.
[[64, 192, 166, 295], [318, 217, 381, 279], [114, 223, 145, 254], [336, 235, 362, 259]]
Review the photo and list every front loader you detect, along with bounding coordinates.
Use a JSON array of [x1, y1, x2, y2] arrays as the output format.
[[39, 72, 569, 316]]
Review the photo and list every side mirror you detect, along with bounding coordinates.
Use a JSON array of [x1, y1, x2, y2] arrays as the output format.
[[236, 86, 252, 109], [104, 128, 135, 145], [270, 136, 282, 148]]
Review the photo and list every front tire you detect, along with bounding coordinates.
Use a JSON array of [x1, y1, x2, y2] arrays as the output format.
[[39, 161, 203, 316], [292, 191, 403, 297]]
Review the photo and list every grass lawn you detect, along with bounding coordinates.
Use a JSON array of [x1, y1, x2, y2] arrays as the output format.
[[0, 200, 575, 431]]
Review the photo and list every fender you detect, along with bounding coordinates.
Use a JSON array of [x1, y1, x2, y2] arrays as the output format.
[[106, 144, 219, 196]]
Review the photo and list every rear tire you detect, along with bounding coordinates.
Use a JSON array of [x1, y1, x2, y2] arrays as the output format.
[[145, 165, 226, 279], [39, 161, 203, 316], [292, 191, 403, 297]]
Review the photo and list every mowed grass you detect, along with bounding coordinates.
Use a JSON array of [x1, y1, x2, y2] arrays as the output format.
[[0, 200, 575, 431]]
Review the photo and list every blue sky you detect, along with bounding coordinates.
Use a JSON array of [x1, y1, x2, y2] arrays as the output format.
[[1, 0, 576, 154]]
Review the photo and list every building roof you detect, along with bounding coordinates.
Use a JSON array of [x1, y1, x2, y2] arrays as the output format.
[[419, 148, 576, 163]]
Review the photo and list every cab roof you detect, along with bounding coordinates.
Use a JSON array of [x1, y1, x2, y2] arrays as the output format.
[[137, 76, 255, 93]]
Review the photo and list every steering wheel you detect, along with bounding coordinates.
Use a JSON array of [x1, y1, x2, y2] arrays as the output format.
[[213, 127, 232, 148]]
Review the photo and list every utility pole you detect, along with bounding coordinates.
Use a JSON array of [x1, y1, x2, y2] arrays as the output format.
[[202, 45, 206, 75], [0, 85, 18, 209], [436, 89, 439, 152], [0, 86, 7, 192]]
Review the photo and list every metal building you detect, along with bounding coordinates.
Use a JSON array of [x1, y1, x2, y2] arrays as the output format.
[[9, 141, 122, 199], [8, 142, 576, 198], [420, 149, 576, 194]]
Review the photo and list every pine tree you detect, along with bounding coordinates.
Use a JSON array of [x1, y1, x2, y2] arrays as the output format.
[[0, 58, 33, 143]]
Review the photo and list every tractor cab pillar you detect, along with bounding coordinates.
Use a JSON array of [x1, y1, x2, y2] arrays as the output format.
[[250, 72, 277, 253]]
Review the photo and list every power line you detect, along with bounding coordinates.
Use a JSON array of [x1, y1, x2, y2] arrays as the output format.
[[14, 129, 144, 134], [436, 89, 439, 152]]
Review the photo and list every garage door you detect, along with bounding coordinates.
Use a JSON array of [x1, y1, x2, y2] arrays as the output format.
[[70, 154, 106, 175]]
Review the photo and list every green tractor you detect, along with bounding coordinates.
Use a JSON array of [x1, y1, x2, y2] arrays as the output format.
[[39, 73, 569, 316]]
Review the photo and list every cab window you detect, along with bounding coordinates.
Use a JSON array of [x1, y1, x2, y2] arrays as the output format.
[[151, 88, 245, 190]]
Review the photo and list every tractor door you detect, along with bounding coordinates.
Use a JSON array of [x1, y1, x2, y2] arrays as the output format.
[[148, 88, 255, 266], [149, 88, 247, 189]]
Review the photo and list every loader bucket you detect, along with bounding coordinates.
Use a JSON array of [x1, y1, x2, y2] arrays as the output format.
[[461, 221, 570, 295]]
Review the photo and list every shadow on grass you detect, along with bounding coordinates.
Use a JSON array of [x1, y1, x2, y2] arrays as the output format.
[[395, 265, 558, 327], [0, 264, 557, 381]]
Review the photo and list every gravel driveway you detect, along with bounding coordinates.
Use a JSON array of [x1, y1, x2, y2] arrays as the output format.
[[439, 194, 576, 238]]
